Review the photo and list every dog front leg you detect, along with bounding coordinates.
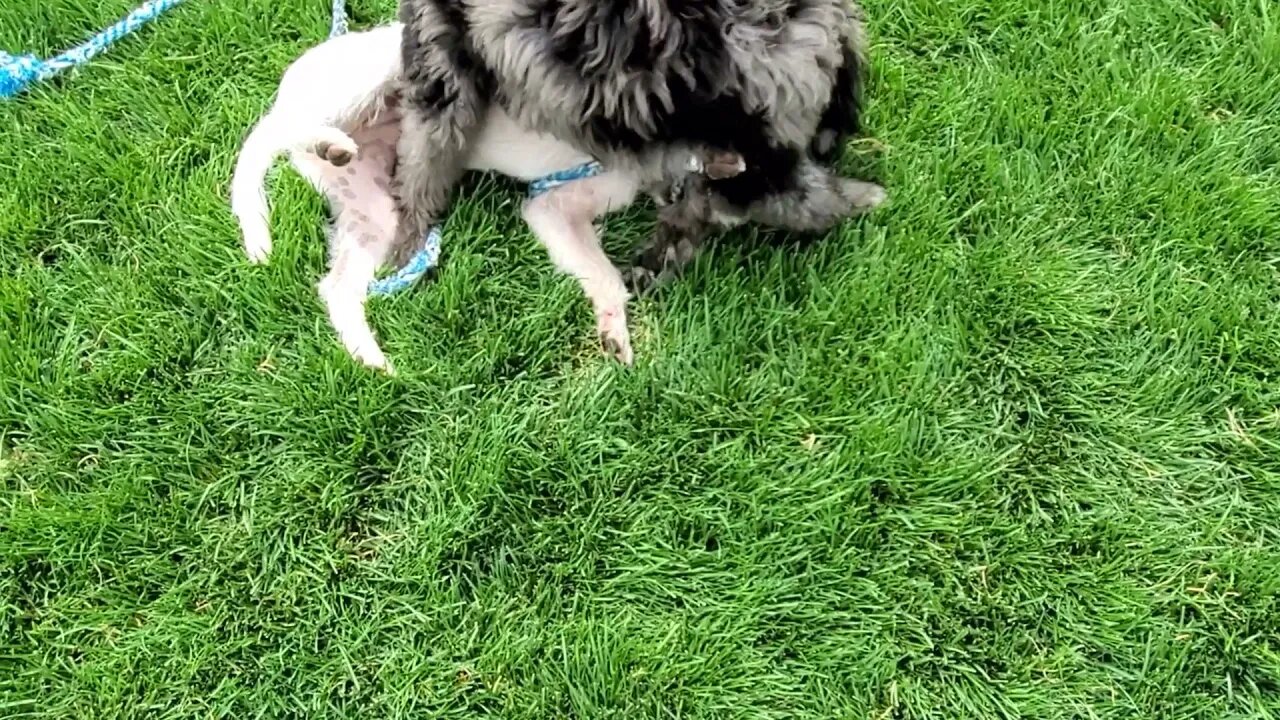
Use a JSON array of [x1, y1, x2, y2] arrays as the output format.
[[390, 107, 475, 267], [390, 8, 487, 267], [743, 156, 886, 232], [522, 172, 641, 365], [624, 189, 717, 296], [624, 147, 746, 295], [626, 155, 887, 294]]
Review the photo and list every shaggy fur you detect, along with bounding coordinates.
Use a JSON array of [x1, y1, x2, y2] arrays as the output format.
[[230, 23, 743, 370], [394, 0, 885, 290]]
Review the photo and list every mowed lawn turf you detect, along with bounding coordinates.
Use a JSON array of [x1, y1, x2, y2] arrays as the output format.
[[2, 0, 1280, 717]]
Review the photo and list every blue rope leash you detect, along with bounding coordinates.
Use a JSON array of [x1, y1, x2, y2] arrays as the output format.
[[329, 0, 349, 38], [0, 0, 187, 99], [367, 227, 443, 296]]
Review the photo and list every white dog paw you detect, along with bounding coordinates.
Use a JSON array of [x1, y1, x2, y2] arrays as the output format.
[[844, 180, 888, 212], [346, 342, 390, 372], [243, 234, 272, 264], [315, 137, 358, 167], [597, 308, 634, 366]]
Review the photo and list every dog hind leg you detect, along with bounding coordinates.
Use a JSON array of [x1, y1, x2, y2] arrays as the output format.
[[626, 156, 886, 295], [304, 131, 401, 372], [320, 238, 393, 372]]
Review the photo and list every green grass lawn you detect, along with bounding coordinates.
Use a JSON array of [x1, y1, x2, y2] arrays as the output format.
[[2, 0, 1280, 716]]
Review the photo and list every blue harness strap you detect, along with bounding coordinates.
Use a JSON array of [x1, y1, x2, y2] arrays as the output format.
[[368, 160, 604, 297], [527, 160, 604, 198]]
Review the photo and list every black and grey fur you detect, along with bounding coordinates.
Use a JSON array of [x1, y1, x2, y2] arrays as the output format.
[[394, 0, 884, 290]]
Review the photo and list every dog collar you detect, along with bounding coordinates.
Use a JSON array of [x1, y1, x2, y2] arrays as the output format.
[[526, 161, 604, 198]]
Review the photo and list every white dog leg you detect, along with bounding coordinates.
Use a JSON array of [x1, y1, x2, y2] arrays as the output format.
[[522, 171, 642, 365]]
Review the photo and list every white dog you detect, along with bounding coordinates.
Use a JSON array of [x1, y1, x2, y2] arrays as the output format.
[[230, 23, 742, 371]]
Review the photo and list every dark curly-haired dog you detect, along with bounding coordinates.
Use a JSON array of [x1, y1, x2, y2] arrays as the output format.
[[394, 0, 885, 291]]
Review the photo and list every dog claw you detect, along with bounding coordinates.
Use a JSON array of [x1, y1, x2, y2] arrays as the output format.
[[341, 336, 393, 373], [623, 266, 657, 296], [688, 149, 745, 179], [354, 348, 392, 373], [244, 237, 272, 264], [599, 333, 632, 365], [625, 227, 698, 296], [597, 310, 634, 365], [844, 180, 888, 212]]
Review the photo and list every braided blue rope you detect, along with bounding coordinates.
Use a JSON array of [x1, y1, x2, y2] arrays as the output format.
[[368, 227, 442, 296], [329, 0, 349, 38], [0, 0, 187, 99]]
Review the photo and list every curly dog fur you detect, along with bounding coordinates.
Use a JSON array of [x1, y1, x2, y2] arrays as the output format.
[[394, 0, 884, 290]]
